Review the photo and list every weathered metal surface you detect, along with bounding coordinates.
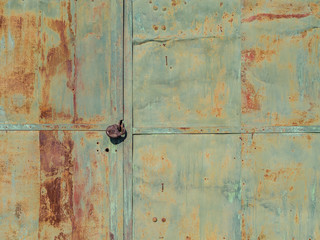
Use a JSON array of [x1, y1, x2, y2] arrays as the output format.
[[133, 134, 241, 239], [0, 132, 40, 239], [0, 131, 123, 239], [131, 0, 320, 239], [241, 133, 320, 239], [0, 0, 125, 239], [241, 0, 320, 127], [1, 0, 320, 239], [0, 0, 123, 125], [133, 0, 241, 128]]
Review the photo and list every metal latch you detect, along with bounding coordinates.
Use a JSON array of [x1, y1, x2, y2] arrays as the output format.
[[106, 120, 126, 139]]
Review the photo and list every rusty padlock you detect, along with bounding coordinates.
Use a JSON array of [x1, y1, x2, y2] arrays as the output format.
[[106, 120, 126, 138]]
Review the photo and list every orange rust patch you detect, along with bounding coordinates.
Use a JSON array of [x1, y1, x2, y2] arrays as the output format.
[[263, 166, 302, 182], [171, 0, 181, 7], [0, 12, 38, 121], [241, 213, 247, 240]]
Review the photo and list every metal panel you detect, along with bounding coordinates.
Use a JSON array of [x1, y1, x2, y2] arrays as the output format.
[[133, 0, 240, 41], [0, 0, 125, 239], [133, 0, 241, 128], [0, 0, 123, 125], [75, 0, 123, 124], [133, 134, 241, 239], [241, 0, 320, 127], [0, 131, 123, 239], [0, 131, 40, 239], [0, 1, 39, 124], [241, 133, 320, 239]]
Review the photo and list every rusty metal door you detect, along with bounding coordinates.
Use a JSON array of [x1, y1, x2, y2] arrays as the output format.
[[1, 0, 320, 239], [0, 0, 124, 239], [129, 0, 320, 239]]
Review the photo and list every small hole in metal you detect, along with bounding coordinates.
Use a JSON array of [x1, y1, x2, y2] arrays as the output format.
[[105, 148, 109, 152]]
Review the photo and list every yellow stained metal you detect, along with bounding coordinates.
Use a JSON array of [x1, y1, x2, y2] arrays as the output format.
[[133, 134, 241, 239], [0, 0, 123, 124], [0, 132, 40, 239], [131, 0, 320, 239], [241, 133, 320, 239]]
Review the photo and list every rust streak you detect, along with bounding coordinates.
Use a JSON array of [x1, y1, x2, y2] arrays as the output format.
[[242, 13, 311, 23], [39, 131, 74, 238]]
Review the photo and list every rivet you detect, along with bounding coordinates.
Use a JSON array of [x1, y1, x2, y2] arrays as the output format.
[[152, 217, 157, 222], [162, 217, 166, 222]]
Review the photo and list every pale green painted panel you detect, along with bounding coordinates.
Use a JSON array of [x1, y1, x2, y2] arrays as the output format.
[[38, 0, 76, 123], [241, 133, 320, 239], [133, 0, 241, 128], [72, 131, 123, 239], [0, 131, 40, 239], [133, 0, 240, 41], [133, 135, 241, 239], [241, 0, 320, 127], [133, 37, 241, 128], [75, 0, 123, 124]]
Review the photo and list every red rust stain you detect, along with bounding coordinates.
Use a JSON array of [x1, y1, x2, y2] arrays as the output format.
[[241, 48, 278, 114], [39, 131, 74, 175], [241, 76, 262, 113], [242, 49, 276, 66], [39, 0, 78, 123], [39, 131, 74, 236], [110, 232, 115, 240], [242, 13, 311, 23]]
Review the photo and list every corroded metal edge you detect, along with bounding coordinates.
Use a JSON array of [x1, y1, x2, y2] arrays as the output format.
[[2, 125, 319, 134], [0, 124, 109, 131], [133, 126, 320, 134]]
